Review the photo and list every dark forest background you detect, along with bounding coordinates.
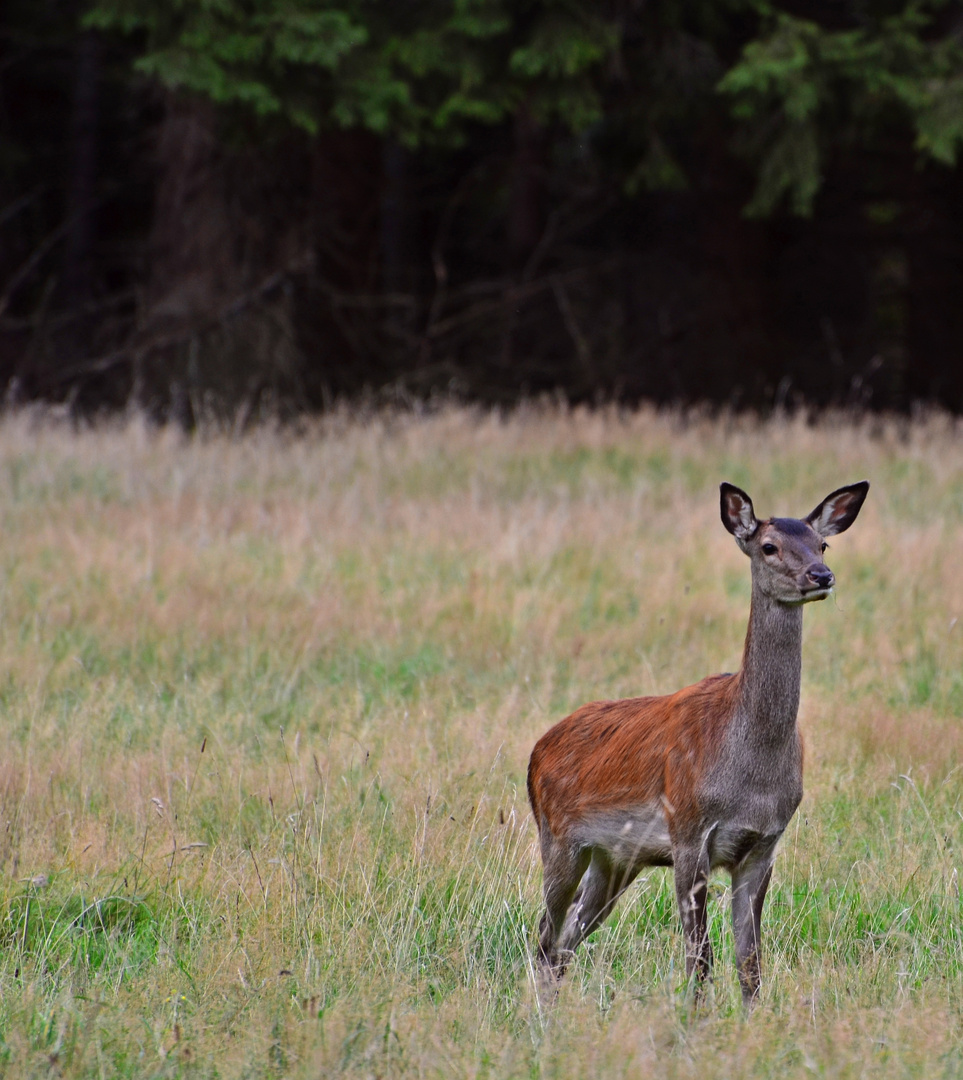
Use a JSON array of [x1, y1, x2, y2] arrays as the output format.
[[4, 0, 963, 422]]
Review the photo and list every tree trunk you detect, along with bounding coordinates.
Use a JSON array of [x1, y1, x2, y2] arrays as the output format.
[[134, 94, 306, 419], [508, 104, 546, 270], [60, 29, 101, 315]]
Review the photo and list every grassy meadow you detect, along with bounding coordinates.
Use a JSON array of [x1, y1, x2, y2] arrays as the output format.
[[0, 404, 961, 1078]]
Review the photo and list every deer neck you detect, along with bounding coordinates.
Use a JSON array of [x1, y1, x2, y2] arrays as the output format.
[[735, 585, 804, 736]]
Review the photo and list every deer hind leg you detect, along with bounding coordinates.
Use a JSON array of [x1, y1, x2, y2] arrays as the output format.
[[536, 835, 590, 987], [556, 850, 640, 958], [672, 845, 713, 1000]]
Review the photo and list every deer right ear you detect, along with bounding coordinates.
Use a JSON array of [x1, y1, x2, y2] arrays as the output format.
[[806, 480, 869, 537], [720, 483, 758, 544]]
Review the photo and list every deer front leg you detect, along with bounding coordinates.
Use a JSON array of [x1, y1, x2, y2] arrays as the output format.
[[731, 854, 774, 1008], [673, 845, 713, 999]]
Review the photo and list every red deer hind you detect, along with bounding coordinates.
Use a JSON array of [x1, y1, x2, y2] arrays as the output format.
[[527, 480, 869, 1006]]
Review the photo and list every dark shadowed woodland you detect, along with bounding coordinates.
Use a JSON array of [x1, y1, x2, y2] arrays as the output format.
[[3, 0, 963, 422]]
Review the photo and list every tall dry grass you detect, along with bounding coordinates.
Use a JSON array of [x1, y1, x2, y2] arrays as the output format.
[[0, 404, 961, 1077]]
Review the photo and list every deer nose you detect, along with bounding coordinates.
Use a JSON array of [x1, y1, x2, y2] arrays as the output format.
[[807, 565, 834, 590]]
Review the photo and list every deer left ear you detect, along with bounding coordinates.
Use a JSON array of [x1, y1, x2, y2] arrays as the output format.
[[806, 481, 870, 537], [720, 482, 758, 544]]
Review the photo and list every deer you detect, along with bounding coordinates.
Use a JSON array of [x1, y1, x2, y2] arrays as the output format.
[[527, 480, 869, 1007]]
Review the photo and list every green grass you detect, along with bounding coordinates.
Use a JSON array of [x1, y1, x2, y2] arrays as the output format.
[[0, 405, 961, 1076]]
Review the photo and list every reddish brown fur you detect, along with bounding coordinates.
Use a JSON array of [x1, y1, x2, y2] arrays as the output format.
[[528, 674, 741, 839]]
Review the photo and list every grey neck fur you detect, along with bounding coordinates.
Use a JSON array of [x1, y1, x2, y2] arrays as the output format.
[[735, 579, 804, 740]]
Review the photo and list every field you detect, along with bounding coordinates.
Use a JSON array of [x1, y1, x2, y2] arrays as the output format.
[[0, 404, 961, 1078]]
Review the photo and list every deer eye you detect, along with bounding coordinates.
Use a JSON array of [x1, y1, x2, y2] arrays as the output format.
[[821, 542, 828, 554], [761, 543, 778, 556]]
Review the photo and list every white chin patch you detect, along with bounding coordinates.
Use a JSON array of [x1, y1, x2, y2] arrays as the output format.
[[802, 587, 832, 602]]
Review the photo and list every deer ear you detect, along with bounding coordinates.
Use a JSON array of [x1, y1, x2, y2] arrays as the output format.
[[806, 481, 870, 537], [720, 483, 758, 543]]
